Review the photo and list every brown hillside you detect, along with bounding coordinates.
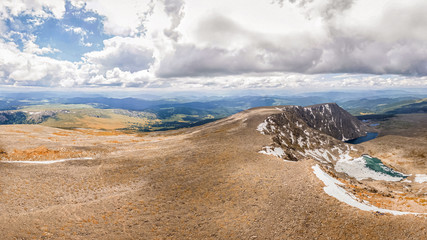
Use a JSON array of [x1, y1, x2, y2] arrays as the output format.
[[0, 108, 425, 239]]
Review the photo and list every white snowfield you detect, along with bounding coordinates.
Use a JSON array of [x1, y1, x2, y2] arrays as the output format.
[[259, 146, 296, 162], [415, 174, 427, 183], [335, 156, 405, 182], [2, 157, 93, 164], [256, 121, 268, 134], [259, 146, 285, 158], [312, 165, 425, 216]]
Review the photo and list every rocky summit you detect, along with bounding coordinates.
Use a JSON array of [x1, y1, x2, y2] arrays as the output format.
[[258, 103, 367, 162]]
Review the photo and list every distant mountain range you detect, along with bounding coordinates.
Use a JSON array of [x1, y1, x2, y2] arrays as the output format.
[[0, 90, 425, 131]]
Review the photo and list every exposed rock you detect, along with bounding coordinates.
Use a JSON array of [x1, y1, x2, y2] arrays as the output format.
[[301, 103, 368, 141], [258, 103, 366, 162]]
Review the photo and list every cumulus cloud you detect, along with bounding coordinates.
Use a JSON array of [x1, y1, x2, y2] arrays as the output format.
[[84, 17, 97, 23], [23, 36, 60, 55], [84, 36, 155, 72], [0, 0, 427, 89], [87, 67, 152, 87], [84, 0, 154, 36], [158, 14, 322, 77], [156, 0, 427, 78], [0, 38, 154, 88], [157, 42, 322, 77], [0, 0, 65, 20], [0, 39, 80, 87]]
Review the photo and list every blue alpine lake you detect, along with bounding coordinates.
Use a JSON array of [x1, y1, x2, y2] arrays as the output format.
[[345, 132, 378, 144]]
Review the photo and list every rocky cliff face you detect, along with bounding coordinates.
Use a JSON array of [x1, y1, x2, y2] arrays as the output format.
[[258, 103, 367, 162], [300, 103, 367, 141]]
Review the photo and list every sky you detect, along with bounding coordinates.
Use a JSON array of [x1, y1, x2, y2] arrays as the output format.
[[0, 0, 427, 91]]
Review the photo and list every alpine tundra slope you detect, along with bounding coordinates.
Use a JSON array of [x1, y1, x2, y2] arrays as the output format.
[[0, 104, 425, 239]]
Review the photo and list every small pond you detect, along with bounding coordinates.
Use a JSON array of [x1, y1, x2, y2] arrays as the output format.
[[362, 155, 408, 179], [345, 132, 378, 144], [335, 155, 408, 181]]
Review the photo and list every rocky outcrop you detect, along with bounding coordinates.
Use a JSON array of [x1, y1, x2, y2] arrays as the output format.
[[258, 103, 366, 162], [300, 103, 367, 141]]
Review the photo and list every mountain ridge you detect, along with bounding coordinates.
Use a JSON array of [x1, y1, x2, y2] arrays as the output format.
[[258, 103, 367, 162]]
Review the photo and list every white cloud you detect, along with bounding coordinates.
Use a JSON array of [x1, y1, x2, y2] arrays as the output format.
[[0, 39, 80, 86], [0, 0, 65, 20], [0, 33, 425, 89], [84, 17, 97, 22], [69, 0, 85, 9], [64, 26, 86, 35], [84, 36, 155, 72], [155, 0, 427, 78], [23, 39, 60, 55], [0, 0, 427, 90], [84, 0, 154, 36], [64, 25, 93, 47], [88, 67, 152, 87]]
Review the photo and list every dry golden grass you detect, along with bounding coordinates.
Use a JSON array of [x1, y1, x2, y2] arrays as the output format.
[[5, 146, 84, 161], [0, 109, 425, 239], [41, 110, 160, 131], [74, 128, 126, 136], [75, 116, 129, 130]]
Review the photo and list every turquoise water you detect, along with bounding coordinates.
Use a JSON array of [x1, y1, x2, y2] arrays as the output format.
[[345, 132, 378, 144], [362, 155, 408, 178]]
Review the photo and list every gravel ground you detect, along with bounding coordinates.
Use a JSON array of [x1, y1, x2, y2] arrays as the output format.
[[0, 108, 426, 239]]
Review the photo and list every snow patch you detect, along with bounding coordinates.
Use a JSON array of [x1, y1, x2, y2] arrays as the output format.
[[2, 157, 94, 164], [335, 156, 405, 182], [341, 134, 349, 141], [312, 165, 423, 215], [29, 111, 41, 115], [297, 136, 304, 148], [415, 174, 427, 183], [304, 149, 331, 163], [257, 121, 268, 134], [259, 146, 285, 158]]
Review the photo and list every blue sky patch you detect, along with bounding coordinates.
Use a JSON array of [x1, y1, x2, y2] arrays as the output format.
[[3, 1, 111, 62]]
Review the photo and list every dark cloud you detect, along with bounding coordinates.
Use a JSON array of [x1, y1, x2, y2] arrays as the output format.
[[157, 43, 322, 78], [157, 1, 427, 78], [157, 14, 323, 77]]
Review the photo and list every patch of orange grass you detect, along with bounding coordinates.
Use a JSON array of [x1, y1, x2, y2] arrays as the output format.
[[74, 129, 124, 136], [404, 196, 427, 206], [9, 130, 27, 134], [53, 132, 70, 136], [5, 146, 84, 161], [341, 179, 427, 211]]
